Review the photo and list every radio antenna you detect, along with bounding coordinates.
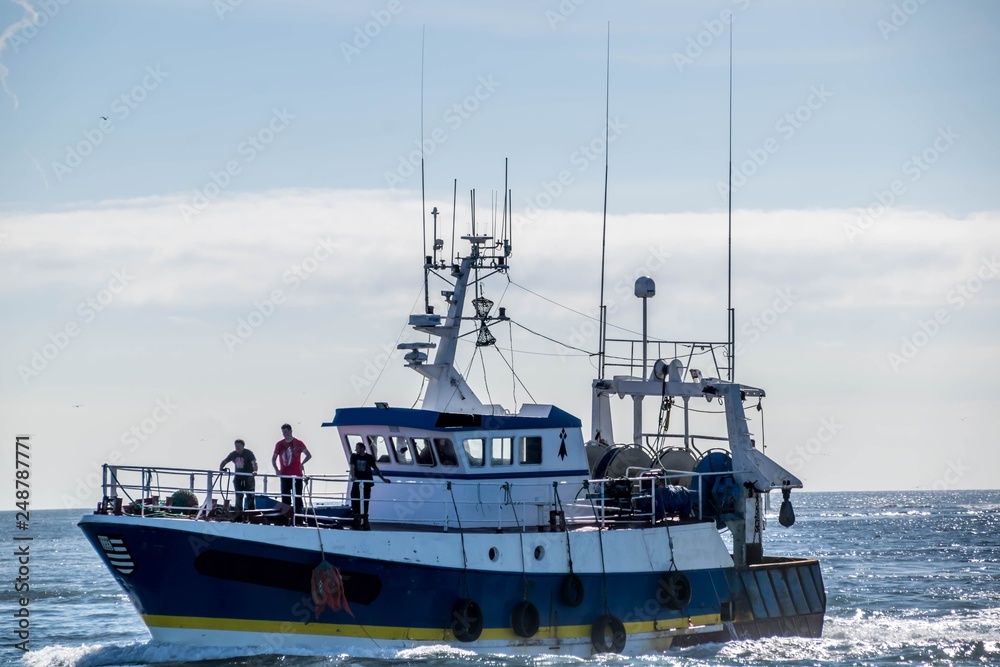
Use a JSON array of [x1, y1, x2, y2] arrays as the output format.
[[450, 178, 457, 262], [420, 26, 430, 313], [597, 22, 611, 380], [727, 21, 735, 380]]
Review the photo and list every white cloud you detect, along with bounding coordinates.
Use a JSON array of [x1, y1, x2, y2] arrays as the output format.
[[1, 189, 998, 508]]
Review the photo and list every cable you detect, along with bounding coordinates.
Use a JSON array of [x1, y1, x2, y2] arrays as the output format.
[[362, 285, 425, 406], [410, 376, 426, 409], [478, 346, 493, 413], [508, 321, 518, 408], [492, 344, 537, 404], [685, 406, 726, 415], [509, 320, 596, 356], [448, 483, 470, 597], [509, 280, 644, 337]]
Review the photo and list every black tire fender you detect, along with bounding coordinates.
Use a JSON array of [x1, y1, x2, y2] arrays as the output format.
[[450, 598, 483, 642], [511, 599, 539, 638], [591, 614, 626, 654], [560, 572, 585, 607], [657, 570, 692, 610]]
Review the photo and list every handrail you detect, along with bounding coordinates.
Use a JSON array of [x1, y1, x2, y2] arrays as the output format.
[[99, 462, 733, 530]]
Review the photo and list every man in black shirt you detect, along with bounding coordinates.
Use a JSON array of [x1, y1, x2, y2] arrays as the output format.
[[220, 439, 258, 514], [349, 441, 389, 530]]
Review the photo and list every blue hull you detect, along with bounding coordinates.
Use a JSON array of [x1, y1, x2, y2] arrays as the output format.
[[79, 515, 824, 651]]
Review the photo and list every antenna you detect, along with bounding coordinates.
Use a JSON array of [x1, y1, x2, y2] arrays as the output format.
[[448, 178, 458, 262], [502, 159, 509, 245], [420, 26, 430, 314], [597, 22, 611, 380], [450, 178, 457, 262], [727, 20, 735, 381]]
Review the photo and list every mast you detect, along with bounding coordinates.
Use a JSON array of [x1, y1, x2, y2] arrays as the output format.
[[598, 22, 611, 380], [420, 26, 430, 314], [727, 21, 735, 381]]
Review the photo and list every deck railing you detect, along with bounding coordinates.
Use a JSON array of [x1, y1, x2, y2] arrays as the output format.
[[98, 463, 734, 530]]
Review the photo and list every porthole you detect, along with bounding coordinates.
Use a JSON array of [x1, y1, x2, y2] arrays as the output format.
[[534, 545, 545, 560], [488, 547, 499, 561]]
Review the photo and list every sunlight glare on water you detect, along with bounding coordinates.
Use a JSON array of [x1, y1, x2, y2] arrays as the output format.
[[10, 490, 1000, 667]]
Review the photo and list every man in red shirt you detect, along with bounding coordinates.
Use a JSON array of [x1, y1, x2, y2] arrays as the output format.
[[271, 423, 312, 522]]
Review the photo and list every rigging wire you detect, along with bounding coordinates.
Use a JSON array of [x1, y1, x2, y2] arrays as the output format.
[[508, 321, 518, 407], [448, 483, 470, 598], [478, 346, 494, 413], [410, 376, 426, 409], [492, 341, 537, 404], [509, 320, 595, 356], [509, 280, 646, 339], [362, 286, 425, 406], [597, 22, 611, 380]]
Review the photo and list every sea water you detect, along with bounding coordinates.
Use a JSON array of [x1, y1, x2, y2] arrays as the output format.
[[4, 490, 998, 667]]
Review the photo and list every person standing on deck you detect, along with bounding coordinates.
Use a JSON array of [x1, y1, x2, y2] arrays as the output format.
[[271, 423, 311, 522], [349, 441, 389, 530], [220, 438, 257, 515]]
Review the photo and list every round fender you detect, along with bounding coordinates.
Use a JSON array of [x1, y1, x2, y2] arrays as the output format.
[[657, 570, 692, 610], [590, 614, 626, 654], [450, 598, 483, 642], [560, 572, 585, 607], [511, 600, 539, 638]]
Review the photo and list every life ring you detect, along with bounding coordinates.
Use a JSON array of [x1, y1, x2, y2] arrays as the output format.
[[560, 572, 585, 607], [657, 570, 691, 610], [450, 598, 483, 642], [511, 600, 539, 638], [590, 614, 626, 654]]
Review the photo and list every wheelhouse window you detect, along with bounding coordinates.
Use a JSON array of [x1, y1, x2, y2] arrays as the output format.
[[411, 437, 436, 466], [491, 437, 514, 466], [435, 438, 459, 466], [368, 435, 391, 462], [463, 437, 486, 467], [346, 434, 365, 453], [520, 436, 542, 464], [391, 436, 413, 464]]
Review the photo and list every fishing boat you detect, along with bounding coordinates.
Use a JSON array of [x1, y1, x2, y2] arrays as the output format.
[[78, 195, 826, 655]]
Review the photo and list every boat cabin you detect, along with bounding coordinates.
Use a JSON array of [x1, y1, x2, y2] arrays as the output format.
[[324, 404, 590, 530]]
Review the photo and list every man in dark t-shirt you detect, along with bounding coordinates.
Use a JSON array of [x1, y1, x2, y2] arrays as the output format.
[[349, 441, 389, 530], [220, 439, 257, 513]]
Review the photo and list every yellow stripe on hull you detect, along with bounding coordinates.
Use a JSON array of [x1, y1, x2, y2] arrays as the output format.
[[143, 613, 723, 641]]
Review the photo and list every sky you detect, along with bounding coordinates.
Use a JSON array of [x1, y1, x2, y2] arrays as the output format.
[[1, 0, 998, 511]]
